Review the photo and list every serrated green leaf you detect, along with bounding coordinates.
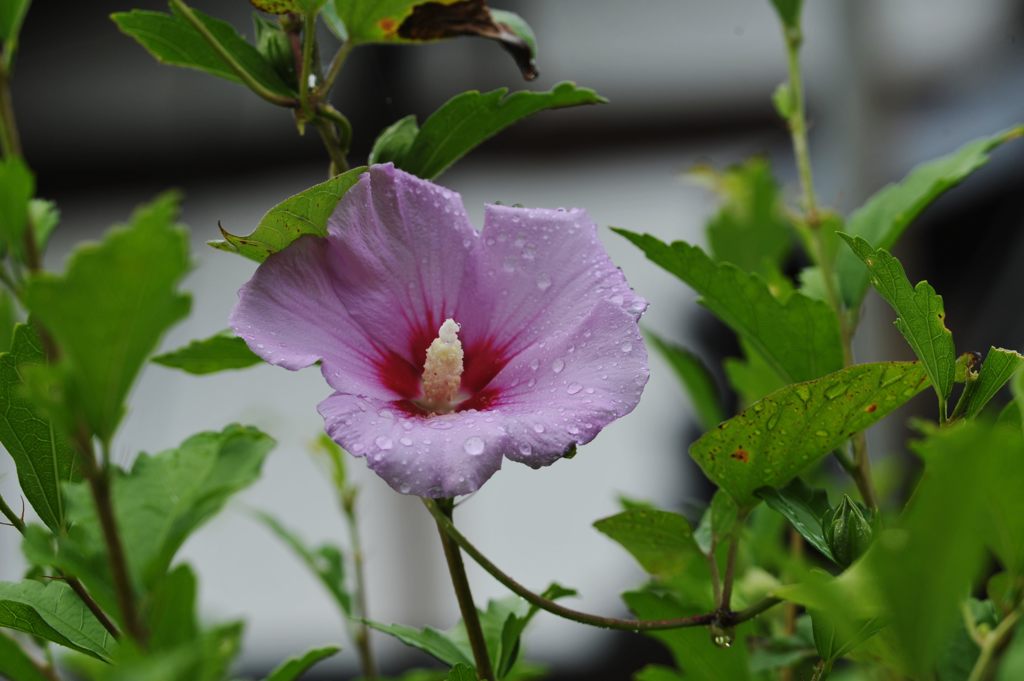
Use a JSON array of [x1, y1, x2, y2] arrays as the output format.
[[364, 620, 472, 667], [615, 230, 843, 384], [112, 7, 296, 98], [0, 324, 80, 531], [646, 332, 723, 431], [768, 0, 803, 29], [0, 630, 52, 681], [253, 511, 352, 615], [594, 509, 704, 582], [209, 166, 365, 261], [703, 158, 793, 279], [691, 361, 929, 506], [0, 579, 116, 661], [330, 0, 538, 78], [723, 339, 786, 406], [391, 83, 604, 179], [264, 645, 340, 681], [369, 115, 420, 166], [61, 425, 274, 590], [153, 331, 262, 375], [0, 156, 33, 258], [24, 192, 191, 444], [447, 665, 477, 681], [959, 347, 1024, 420], [756, 478, 834, 562], [146, 564, 199, 651], [840, 234, 956, 408], [837, 126, 1022, 307], [623, 589, 752, 681]]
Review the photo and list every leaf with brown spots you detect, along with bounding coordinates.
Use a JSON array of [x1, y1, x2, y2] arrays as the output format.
[[691, 361, 929, 507], [331, 0, 538, 79]]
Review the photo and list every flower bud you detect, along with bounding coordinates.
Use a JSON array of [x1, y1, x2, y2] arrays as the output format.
[[823, 495, 873, 567]]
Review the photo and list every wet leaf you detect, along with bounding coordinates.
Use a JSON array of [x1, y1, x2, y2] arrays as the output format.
[[387, 83, 604, 180], [594, 509, 705, 582], [691, 361, 929, 506], [646, 332, 723, 431], [153, 330, 262, 375], [634, 665, 686, 681], [209, 166, 365, 261], [841, 234, 956, 407], [616, 230, 843, 384], [836, 126, 1022, 308]]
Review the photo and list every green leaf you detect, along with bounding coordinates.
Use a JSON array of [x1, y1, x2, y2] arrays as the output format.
[[389, 83, 605, 180], [836, 126, 1022, 308], [364, 620, 472, 667], [152, 331, 262, 375], [0, 156, 33, 258], [253, 12, 297, 88], [253, 511, 351, 615], [0, 579, 116, 660], [840, 234, 956, 408], [24, 192, 191, 444], [999, 624, 1024, 681], [623, 589, 751, 681], [251, 0, 301, 14], [264, 645, 341, 681], [768, 0, 803, 29], [810, 609, 885, 664], [593, 509, 705, 582], [146, 564, 199, 651], [0, 0, 30, 48], [62, 425, 274, 590], [0, 290, 16, 353], [615, 230, 843, 384], [111, 7, 296, 98], [771, 82, 794, 120], [330, 0, 539, 78], [755, 478, 834, 562], [447, 665, 477, 681], [691, 361, 929, 506], [0, 630, 53, 681], [634, 665, 686, 681], [369, 115, 420, 166], [693, 490, 738, 555], [493, 585, 574, 678], [0, 324, 80, 531], [701, 158, 793, 279], [209, 166, 365, 261], [645, 332, 723, 431], [959, 347, 1024, 420], [723, 339, 786, 406], [28, 198, 59, 255]]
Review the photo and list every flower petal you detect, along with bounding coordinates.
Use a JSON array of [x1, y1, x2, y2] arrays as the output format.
[[231, 234, 389, 398], [490, 300, 649, 467], [456, 204, 647, 360], [319, 393, 507, 497], [324, 164, 477, 369]]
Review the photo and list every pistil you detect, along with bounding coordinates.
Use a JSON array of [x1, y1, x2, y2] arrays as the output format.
[[421, 318, 464, 413]]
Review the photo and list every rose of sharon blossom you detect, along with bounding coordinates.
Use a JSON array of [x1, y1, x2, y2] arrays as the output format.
[[232, 164, 649, 498]]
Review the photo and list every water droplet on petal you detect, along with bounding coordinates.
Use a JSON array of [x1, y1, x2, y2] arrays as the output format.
[[375, 436, 393, 450], [533, 423, 545, 433], [553, 358, 565, 373], [517, 442, 532, 456], [621, 342, 633, 353], [400, 437, 413, 446], [567, 383, 583, 395], [536, 274, 552, 291], [463, 436, 485, 456]]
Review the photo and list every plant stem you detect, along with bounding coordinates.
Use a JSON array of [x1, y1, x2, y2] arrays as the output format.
[[967, 606, 1021, 681], [74, 431, 146, 645], [342, 496, 378, 680], [432, 500, 495, 681], [718, 532, 741, 612], [298, 10, 317, 118], [0, 493, 24, 531], [169, 0, 298, 108], [312, 115, 349, 176], [783, 26, 817, 222], [317, 41, 353, 100], [0, 61, 21, 158], [810, 659, 833, 681], [423, 499, 781, 631]]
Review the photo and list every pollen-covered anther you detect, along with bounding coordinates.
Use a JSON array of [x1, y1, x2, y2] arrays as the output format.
[[421, 318, 464, 412]]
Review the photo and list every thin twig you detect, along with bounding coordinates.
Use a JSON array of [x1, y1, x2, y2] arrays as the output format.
[[967, 606, 1021, 681], [342, 494, 378, 680], [423, 498, 781, 631]]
